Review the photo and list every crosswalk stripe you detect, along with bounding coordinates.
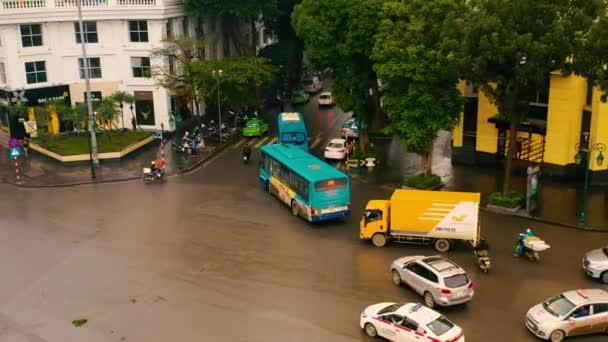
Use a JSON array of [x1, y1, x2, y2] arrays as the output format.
[[310, 136, 324, 149], [254, 136, 271, 148], [232, 138, 247, 149], [267, 137, 277, 145]]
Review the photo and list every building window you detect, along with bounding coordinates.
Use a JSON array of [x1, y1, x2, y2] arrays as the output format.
[[78, 57, 102, 79], [20, 24, 43, 47], [182, 17, 189, 37], [74, 21, 98, 44], [586, 79, 593, 106], [129, 21, 148, 42], [25, 61, 47, 84], [165, 19, 172, 39], [0, 62, 6, 83], [134, 91, 155, 125], [131, 57, 151, 78]]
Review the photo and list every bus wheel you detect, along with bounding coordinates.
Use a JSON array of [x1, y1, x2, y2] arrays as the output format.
[[434, 239, 451, 252], [372, 233, 387, 247], [291, 200, 299, 217]]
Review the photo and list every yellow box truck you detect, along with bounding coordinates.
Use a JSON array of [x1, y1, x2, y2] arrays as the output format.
[[360, 189, 480, 252]]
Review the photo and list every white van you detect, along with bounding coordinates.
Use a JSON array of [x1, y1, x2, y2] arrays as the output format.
[[302, 76, 322, 94]]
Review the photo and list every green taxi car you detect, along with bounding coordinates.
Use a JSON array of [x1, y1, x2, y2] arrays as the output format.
[[291, 89, 310, 104], [242, 118, 269, 137]]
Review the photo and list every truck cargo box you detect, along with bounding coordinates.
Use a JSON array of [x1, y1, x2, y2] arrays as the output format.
[[389, 190, 480, 241]]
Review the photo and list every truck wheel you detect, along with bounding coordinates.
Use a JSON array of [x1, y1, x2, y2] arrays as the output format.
[[371, 233, 387, 247], [434, 239, 451, 252]]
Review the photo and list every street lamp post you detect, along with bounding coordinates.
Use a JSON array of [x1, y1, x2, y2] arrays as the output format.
[[574, 137, 606, 227], [212, 69, 223, 144]]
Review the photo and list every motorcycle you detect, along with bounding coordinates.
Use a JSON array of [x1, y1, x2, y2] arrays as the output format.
[[142, 167, 165, 184], [475, 250, 492, 273], [515, 235, 550, 262], [242, 146, 251, 164]]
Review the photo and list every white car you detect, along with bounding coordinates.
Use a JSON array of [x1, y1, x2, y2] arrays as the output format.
[[525, 289, 608, 341], [360, 302, 465, 342], [324, 138, 348, 160], [582, 245, 608, 283], [318, 92, 334, 106]]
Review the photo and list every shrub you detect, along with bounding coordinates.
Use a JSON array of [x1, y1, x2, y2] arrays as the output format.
[[404, 173, 442, 189], [488, 191, 523, 208]]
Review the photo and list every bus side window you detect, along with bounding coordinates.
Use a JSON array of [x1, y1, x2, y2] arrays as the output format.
[[271, 160, 281, 178]]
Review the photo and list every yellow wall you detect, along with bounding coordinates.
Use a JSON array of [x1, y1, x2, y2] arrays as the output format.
[[453, 81, 466, 147], [590, 88, 608, 171], [543, 74, 586, 166], [476, 90, 498, 153], [69, 82, 119, 104]]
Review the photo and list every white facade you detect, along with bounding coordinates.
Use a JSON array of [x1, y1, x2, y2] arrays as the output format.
[[0, 0, 191, 130]]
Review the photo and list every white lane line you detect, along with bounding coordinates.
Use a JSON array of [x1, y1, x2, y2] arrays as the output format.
[[266, 137, 277, 145], [254, 136, 271, 148], [310, 137, 324, 149], [232, 138, 247, 149]]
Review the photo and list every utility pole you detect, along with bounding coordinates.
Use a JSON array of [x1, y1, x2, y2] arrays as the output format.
[[77, 0, 99, 168]]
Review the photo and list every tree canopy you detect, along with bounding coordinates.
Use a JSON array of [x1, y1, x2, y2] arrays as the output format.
[[373, 0, 465, 176], [292, 0, 384, 131], [461, 0, 607, 193]]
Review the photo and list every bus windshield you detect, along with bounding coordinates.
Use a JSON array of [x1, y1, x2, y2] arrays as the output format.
[[315, 178, 347, 192], [281, 132, 307, 145]]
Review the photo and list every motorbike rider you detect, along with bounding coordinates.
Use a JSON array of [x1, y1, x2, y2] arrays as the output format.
[[150, 161, 162, 178], [475, 237, 489, 257], [242, 144, 252, 161], [515, 228, 535, 256]]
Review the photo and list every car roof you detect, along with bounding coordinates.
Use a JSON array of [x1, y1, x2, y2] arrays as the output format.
[[563, 289, 608, 305], [420, 256, 465, 275], [260, 144, 348, 182], [394, 303, 440, 324], [328, 138, 346, 144]]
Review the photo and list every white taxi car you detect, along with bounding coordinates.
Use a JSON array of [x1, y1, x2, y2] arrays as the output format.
[[324, 138, 349, 160], [360, 302, 465, 342], [525, 289, 608, 341]]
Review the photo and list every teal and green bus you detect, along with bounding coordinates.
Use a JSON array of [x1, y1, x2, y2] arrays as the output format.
[[276, 112, 308, 151], [260, 144, 351, 222]]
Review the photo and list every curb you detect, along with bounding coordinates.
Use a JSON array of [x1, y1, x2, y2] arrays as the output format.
[[479, 207, 608, 232], [2, 139, 238, 188]]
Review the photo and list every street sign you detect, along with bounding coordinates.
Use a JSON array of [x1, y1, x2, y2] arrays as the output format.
[[8, 138, 19, 148], [9, 147, 21, 158]]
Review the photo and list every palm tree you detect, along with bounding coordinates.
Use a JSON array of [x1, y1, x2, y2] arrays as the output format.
[[95, 98, 120, 130], [110, 91, 135, 130]]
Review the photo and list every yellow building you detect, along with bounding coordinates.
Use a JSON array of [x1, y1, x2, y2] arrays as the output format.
[[452, 75, 608, 183]]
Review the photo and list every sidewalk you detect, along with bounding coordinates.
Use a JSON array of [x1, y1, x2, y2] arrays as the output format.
[[0, 129, 220, 187], [347, 131, 608, 231]]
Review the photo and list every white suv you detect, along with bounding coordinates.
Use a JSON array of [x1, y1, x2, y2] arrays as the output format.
[[583, 246, 608, 283], [391, 255, 474, 308]]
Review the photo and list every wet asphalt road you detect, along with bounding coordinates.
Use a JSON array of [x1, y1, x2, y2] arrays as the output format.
[[0, 91, 607, 342]]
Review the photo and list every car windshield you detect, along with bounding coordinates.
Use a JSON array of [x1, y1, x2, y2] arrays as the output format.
[[603, 247, 608, 256], [281, 132, 306, 145], [246, 122, 259, 128], [320, 95, 330, 99], [377, 304, 403, 315], [444, 274, 469, 288], [328, 142, 343, 148], [543, 294, 576, 317], [426, 316, 454, 336]]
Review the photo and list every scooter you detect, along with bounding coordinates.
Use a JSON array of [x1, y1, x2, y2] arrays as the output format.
[[475, 250, 492, 273], [515, 236, 550, 262], [243, 146, 251, 164], [142, 167, 165, 184]]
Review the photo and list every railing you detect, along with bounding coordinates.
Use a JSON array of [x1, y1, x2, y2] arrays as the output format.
[[2, 0, 46, 9], [1, 0, 162, 9]]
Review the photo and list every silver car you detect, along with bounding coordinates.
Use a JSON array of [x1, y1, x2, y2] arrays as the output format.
[[391, 255, 474, 309], [583, 246, 608, 283]]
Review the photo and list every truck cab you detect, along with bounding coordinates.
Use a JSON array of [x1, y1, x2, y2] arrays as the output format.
[[360, 200, 390, 246]]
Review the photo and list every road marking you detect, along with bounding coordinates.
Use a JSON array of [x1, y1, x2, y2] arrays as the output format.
[[266, 137, 277, 145], [254, 136, 271, 148], [310, 136, 324, 149], [336, 162, 343, 169], [232, 138, 247, 149]]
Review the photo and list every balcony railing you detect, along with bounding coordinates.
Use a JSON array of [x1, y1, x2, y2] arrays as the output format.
[[1, 0, 162, 10]]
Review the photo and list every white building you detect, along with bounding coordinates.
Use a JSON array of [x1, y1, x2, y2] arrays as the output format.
[[0, 0, 223, 131]]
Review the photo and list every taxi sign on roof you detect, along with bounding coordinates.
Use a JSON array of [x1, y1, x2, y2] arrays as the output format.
[[577, 289, 588, 298], [281, 112, 301, 121]]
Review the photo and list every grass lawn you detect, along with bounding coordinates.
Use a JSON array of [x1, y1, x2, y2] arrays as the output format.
[[34, 131, 151, 156]]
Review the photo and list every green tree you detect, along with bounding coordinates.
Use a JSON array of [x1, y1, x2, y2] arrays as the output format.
[[193, 57, 278, 117], [185, 0, 279, 56], [95, 98, 120, 130], [372, 0, 465, 177], [110, 91, 135, 130], [59, 105, 86, 132], [461, 0, 605, 195], [151, 37, 208, 116], [292, 0, 384, 145]]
